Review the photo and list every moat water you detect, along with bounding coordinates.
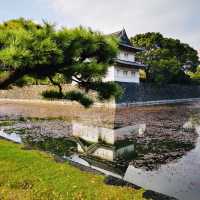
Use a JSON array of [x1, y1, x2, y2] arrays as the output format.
[[1, 102, 200, 200], [125, 126, 200, 200]]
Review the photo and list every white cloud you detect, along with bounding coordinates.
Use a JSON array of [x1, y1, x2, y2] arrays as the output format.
[[48, 0, 200, 49]]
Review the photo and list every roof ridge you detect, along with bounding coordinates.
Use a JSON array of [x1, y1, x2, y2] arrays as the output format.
[[109, 29, 145, 52]]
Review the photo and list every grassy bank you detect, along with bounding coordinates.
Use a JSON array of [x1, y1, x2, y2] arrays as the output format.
[[0, 139, 146, 200]]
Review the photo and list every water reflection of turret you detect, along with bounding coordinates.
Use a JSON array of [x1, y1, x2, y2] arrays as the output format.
[[70, 122, 146, 162]]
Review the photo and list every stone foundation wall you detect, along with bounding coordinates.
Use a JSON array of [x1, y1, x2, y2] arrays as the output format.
[[1, 83, 200, 106], [0, 85, 115, 127], [1, 84, 200, 130], [0, 85, 96, 100], [0, 99, 116, 128], [117, 82, 200, 103]]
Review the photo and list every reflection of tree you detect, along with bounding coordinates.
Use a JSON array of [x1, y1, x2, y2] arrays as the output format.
[[114, 104, 199, 170], [133, 139, 195, 170], [190, 114, 200, 126]]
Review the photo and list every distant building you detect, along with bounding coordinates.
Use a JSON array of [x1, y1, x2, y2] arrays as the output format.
[[104, 29, 147, 84]]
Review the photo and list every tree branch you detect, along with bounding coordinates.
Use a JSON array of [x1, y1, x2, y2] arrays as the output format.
[[48, 76, 63, 96], [0, 69, 27, 89]]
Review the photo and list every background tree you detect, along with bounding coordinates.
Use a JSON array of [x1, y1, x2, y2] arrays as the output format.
[[131, 32, 199, 84], [0, 19, 122, 107], [188, 65, 200, 83]]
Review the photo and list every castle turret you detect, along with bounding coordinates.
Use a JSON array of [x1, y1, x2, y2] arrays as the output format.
[[104, 29, 147, 83]]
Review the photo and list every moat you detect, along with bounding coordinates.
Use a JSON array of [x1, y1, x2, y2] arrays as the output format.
[[1, 101, 200, 200]]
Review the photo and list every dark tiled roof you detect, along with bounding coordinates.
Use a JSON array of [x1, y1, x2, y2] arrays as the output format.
[[111, 29, 132, 45], [115, 59, 147, 69], [111, 29, 144, 52], [119, 43, 144, 52]]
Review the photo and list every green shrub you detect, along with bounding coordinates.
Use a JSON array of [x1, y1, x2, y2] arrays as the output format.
[[42, 90, 94, 108], [42, 90, 63, 99], [0, 71, 9, 79], [91, 82, 123, 100], [64, 91, 94, 108]]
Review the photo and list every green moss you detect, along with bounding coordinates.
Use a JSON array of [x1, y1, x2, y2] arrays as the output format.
[[0, 120, 15, 127]]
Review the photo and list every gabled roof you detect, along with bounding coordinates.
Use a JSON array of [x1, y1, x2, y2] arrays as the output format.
[[111, 29, 144, 52], [111, 28, 132, 46]]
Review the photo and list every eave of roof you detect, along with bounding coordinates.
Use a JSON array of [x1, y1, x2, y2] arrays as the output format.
[[110, 29, 145, 52], [115, 59, 147, 69], [119, 43, 145, 52]]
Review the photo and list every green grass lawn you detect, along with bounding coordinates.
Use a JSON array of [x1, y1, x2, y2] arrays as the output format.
[[0, 139, 146, 200]]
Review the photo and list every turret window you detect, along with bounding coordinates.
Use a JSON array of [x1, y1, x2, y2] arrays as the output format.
[[123, 71, 128, 76], [124, 52, 129, 57]]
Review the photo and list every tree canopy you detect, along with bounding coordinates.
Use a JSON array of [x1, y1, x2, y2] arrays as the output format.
[[0, 18, 122, 107], [188, 65, 200, 83], [131, 32, 199, 84]]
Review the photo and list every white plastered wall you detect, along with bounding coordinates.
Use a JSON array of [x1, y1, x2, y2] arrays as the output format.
[[118, 50, 135, 62], [114, 66, 140, 83]]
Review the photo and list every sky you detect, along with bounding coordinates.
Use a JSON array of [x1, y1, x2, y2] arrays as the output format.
[[0, 0, 199, 50]]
